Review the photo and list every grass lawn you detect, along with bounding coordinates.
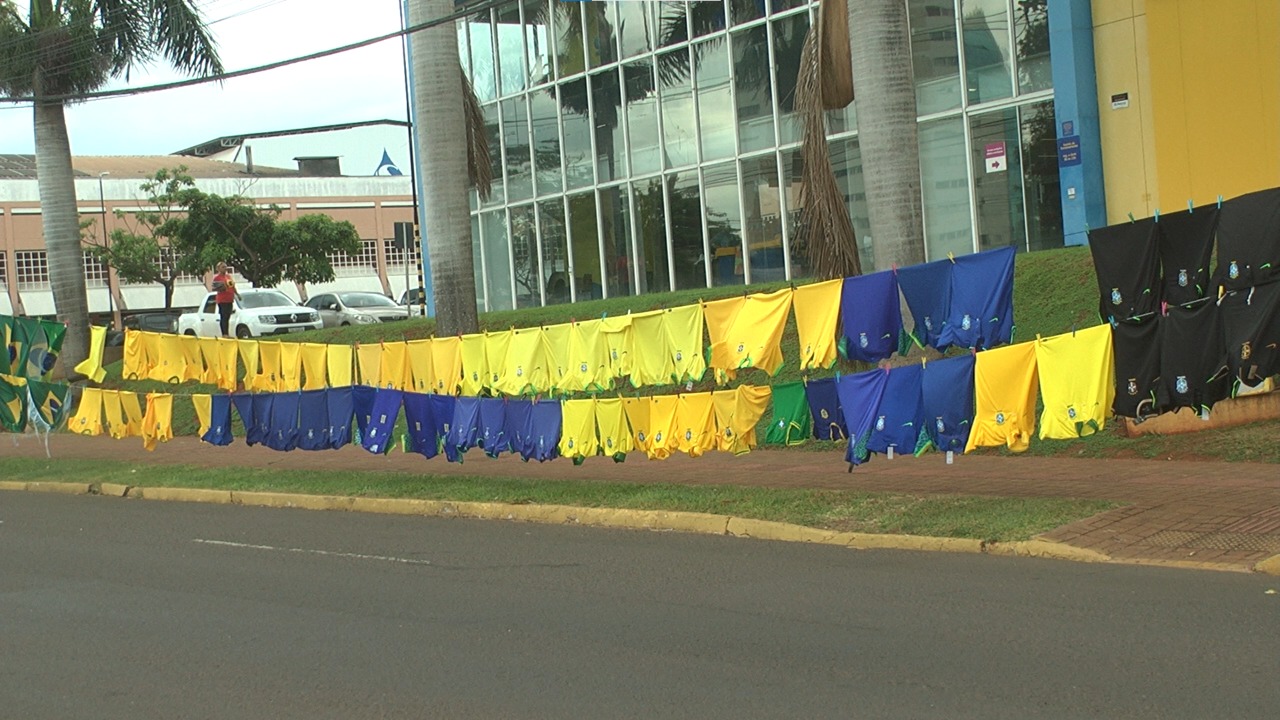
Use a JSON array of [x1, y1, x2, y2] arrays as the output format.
[[0, 457, 1120, 543]]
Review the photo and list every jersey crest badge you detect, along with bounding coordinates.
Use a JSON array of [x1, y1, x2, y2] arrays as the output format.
[[567, 438, 575, 449], [875, 415, 885, 432], [935, 417, 945, 433], [1067, 406, 1077, 420], [1127, 378, 1138, 396], [675, 350, 683, 362], [606, 437, 614, 448], [1176, 375, 1189, 394], [1177, 269, 1189, 287], [1229, 261, 1240, 280], [1110, 288, 1122, 306], [924, 316, 933, 331], [1242, 341, 1252, 360], [492, 372, 500, 383], [820, 409, 829, 420], [685, 429, 693, 441], [472, 371, 479, 381], [995, 412, 1006, 425], [858, 332, 869, 348], [637, 431, 646, 442], [516, 365, 524, 377], [579, 362, 588, 373], [962, 314, 972, 331], [654, 431, 663, 443]]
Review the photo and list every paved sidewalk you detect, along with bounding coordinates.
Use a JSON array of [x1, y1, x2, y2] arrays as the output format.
[[12, 433, 1280, 572]]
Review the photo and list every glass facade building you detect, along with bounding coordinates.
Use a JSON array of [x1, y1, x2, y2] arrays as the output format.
[[458, 0, 1056, 311]]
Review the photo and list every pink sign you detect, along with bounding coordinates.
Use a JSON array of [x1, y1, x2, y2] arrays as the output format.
[[984, 141, 1008, 173]]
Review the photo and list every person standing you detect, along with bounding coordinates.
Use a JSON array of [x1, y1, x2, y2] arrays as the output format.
[[212, 262, 240, 337]]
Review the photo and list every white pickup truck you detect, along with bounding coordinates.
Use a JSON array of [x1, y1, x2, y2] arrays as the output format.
[[177, 289, 323, 338]]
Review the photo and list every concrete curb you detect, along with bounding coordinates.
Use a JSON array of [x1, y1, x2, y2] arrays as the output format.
[[1, 480, 1265, 574]]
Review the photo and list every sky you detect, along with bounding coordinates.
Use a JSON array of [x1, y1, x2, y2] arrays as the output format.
[[0, 0, 413, 165]]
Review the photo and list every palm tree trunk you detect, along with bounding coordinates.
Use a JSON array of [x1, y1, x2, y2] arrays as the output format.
[[410, 0, 479, 336], [34, 100, 89, 377], [847, 0, 925, 268]]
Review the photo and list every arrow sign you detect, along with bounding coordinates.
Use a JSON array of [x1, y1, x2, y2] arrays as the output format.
[[984, 141, 1007, 174]]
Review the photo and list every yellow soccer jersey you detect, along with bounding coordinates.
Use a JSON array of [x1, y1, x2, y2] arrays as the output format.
[[192, 394, 212, 439], [562, 319, 611, 393], [793, 279, 842, 371], [703, 296, 744, 384], [628, 310, 672, 387], [599, 315, 633, 379], [459, 333, 489, 396], [594, 397, 633, 460], [149, 334, 186, 384], [406, 339, 434, 392], [119, 391, 144, 437], [178, 334, 204, 383], [355, 342, 382, 387], [74, 325, 108, 383], [237, 338, 260, 387], [663, 305, 707, 384], [326, 343, 354, 388], [622, 396, 651, 456], [214, 338, 240, 392], [379, 341, 409, 391], [498, 327, 547, 396], [137, 331, 160, 379], [197, 337, 221, 385], [255, 341, 283, 392], [711, 388, 738, 453], [674, 391, 716, 457], [430, 336, 463, 395], [965, 341, 1040, 454], [646, 394, 679, 460], [299, 342, 328, 391], [559, 398, 600, 461], [122, 329, 148, 380], [706, 290, 792, 381], [1035, 324, 1115, 440], [542, 323, 573, 392], [279, 341, 303, 392], [483, 330, 512, 391], [141, 393, 174, 452], [101, 389, 126, 439], [731, 384, 772, 454]]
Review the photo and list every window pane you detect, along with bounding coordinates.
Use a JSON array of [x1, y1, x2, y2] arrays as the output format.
[[496, 3, 527, 95], [584, 3, 618, 69], [772, 13, 808, 145], [656, 2, 688, 48], [632, 178, 671, 293], [457, 20, 471, 81], [696, 41, 735, 161], [481, 103, 504, 206], [1015, 0, 1051, 94], [468, 14, 497, 102], [741, 156, 786, 282], [669, 172, 706, 290], [502, 98, 533, 201], [616, 1, 655, 58], [910, 0, 962, 114], [733, 27, 774, 152], [559, 79, 595, 189], [481, 211, 514, 311], [659, 47, 698, 168], [539, 199, 571, 305], [554, 3, 585, 77], [963, 0, 1013, 104], [919, 117, 973, 259], [472, 215, 485, 310], [530, 89, 563, 195], [730, 0, 765, 26], [1020, 100, 1062, 251], [689, 0, 727, 39], [970, 108, 1026, 251], [599, 186, 636, 297], [704, 162, 744, 287], [568, 192, 603, 300], [770, 0, 805, 14], [510, 204, 540, 308], [591, 70, 627, 182], [624, 59, 661, 175], [524, 0, 552, 86]]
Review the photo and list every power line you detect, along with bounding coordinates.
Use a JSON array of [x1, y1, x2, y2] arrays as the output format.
[[1, 0, 515, 105]]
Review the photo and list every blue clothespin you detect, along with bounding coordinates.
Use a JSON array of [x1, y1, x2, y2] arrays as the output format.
[[1217, 194, 1223, 208], [1188, 199, 1194, 213], [1154, 209, 1159, 222]]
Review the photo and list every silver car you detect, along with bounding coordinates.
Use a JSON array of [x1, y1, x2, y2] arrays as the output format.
[[305, 291, 409, 328]]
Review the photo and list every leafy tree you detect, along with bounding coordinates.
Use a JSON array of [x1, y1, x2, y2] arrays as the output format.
[[174, 191, 361, 289], [86, 167, 197, 310], [0, 0, 222, 375]]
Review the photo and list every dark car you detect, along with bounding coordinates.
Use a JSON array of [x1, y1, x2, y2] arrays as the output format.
[[122, 311, 182, 334]]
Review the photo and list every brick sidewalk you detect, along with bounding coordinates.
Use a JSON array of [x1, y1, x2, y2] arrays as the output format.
[[12, 433, 1280, 571]]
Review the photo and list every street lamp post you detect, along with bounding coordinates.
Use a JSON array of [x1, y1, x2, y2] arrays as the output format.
[[97, 171, 116, 330]]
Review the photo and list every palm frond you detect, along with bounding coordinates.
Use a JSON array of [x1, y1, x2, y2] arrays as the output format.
[[461, 62, 492, 201], [793, 20, 861, 280], [146, 0, 223, 77]]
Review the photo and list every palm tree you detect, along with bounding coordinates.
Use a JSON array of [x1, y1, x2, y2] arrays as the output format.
[[0, 0, 223, 377], [410, 0, 478, 336]]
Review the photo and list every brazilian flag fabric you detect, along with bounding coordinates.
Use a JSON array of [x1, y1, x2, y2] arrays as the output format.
[[0, 373, 29, 432]]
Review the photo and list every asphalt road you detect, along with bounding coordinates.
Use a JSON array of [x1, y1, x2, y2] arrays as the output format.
[[3, 491, 1278, 719]]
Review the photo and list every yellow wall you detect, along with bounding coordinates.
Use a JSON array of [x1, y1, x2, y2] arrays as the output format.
[[1092, 0, 1158, 223]]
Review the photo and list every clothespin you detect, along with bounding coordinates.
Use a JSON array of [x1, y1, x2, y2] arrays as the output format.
[[920, 357, 926, 369], [891, 262, 898, 273], [1154, 208, 1159, 222], [947, 252, 955, 263], [1128, 212, 1136, 223], [1217, 195, 1223, 208], [1188, 199, 1194, 213]]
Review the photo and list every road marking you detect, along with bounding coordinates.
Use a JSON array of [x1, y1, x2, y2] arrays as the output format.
[[193, 539, 432, 566]]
